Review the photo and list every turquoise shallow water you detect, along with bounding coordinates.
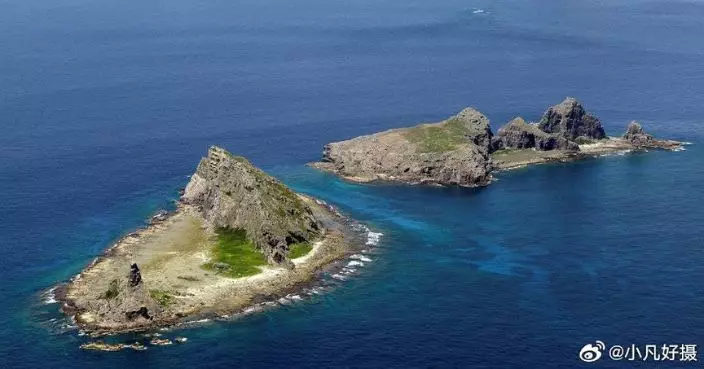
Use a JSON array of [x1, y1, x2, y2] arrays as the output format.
[[1, 0, 704, 367]]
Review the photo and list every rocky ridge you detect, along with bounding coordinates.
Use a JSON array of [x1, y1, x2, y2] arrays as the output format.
[[491, 117, 579, 152], [537, 97, 606, 141]]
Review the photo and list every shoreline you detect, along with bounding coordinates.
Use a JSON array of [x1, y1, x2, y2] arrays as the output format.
[[55, 195, 377, 338], [308, 161, 493, 188], [493, 137, 683, 171]]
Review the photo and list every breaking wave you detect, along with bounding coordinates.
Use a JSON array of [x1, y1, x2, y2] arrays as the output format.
[[42, 286, 59, 304]]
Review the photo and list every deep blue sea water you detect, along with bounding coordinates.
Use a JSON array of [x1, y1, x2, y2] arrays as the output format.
[[1, 0, 703, 367]]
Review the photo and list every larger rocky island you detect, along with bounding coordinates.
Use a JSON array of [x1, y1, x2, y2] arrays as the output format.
[[311, 98, 682, 186], [58, 146, 360, 336]]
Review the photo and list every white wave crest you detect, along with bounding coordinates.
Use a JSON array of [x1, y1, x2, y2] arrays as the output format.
[[43, 286, 58, 304], [350, 254, 372, 262], [366, 231, 383, 246], [180, 318, 211, 327]]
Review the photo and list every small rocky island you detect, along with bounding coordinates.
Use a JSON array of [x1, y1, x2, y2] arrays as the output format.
[[59, 146, 358, 335], [311, 98, 682, 185]]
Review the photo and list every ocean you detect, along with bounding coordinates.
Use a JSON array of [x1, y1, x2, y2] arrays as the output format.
[[1, 0, 703, 367]]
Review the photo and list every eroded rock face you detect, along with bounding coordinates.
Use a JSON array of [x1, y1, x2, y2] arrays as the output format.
[[182, 146, 322, 265], [125, 307, 151, 321], [316, 108, 494, 187], [623, 121, 654, 146], [621, 120, 682, 149], [496, 118, 580, 151], [453, 107, 494, 151], [538, 97, 606, 140], [492, 117, 579, 152]]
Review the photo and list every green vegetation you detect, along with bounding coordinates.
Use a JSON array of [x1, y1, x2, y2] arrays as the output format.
[[404, 118, 471, 153], [230, 153, 309, 220], [289, 242, 313, 259], [202, 227, 268, 278], [149, 289, 175, 306], [102, 279, 119, 299], [491, 148, 516, 155]]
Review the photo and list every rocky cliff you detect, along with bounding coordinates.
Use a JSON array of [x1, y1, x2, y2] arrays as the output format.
[[538, 97, 606, 140], [312, 108, 494, 187], [182, 146, 321, 265], [491, 117, 579, 152]]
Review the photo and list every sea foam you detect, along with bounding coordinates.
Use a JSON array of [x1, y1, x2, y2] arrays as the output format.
[[43, 286, 58, 304]]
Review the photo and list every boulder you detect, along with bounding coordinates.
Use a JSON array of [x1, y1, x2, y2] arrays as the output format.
[[537, 97, 606, 140]]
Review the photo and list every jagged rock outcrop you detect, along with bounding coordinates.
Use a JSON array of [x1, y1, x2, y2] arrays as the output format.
[[125, 307, 151, 321], [491, 117, 579, 152], [70, 265, 161, 329], [538, 97, 606, 140], [129, 263, 142, 287], [313, 108, 494, 187], [182, 146, 322, 265], [622, 121, 681, 149], [623, 121, 654, 146], [453, 107, 494, 151]]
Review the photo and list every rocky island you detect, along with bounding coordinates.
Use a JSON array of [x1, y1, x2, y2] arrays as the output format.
[[58, 146, 361, 336], [311, 108, 494, 186], [311, 98, 682, 184]]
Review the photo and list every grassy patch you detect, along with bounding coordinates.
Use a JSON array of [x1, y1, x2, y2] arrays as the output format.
[[491, 148, 517, 156], [202, 227, 268, 278], [404, 118, 471, 153], [149, 289, 175, 306], [289, 242, 313, 259], [102, 279, 119, 299]]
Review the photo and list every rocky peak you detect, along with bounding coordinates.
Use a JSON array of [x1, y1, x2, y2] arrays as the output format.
[[450, 107, 493, 151], [623, 121, 654, 146], [182, 146, 321, 266], [537, 97, 606, 140], [492, 117, 579, 152], [624, 120, 646, 136]]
